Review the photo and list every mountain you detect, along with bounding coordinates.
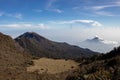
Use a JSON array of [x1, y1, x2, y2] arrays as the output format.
[[0, 32, 37, 80], [66, 46, 120, 80], [0, 32, 29, 66], [15, 32, 97, 59], [79, 36, 119, 53]]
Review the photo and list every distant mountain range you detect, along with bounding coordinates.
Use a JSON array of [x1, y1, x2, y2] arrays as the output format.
[[79, 36, 119, 53], [15, 32, 97, 59]]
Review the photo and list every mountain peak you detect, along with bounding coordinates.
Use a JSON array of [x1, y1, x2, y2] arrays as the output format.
[[79, 36, 119, 53], [22, 32, 40, 37], [86, 36, 103, 43], [16, 32, 46, 42], [92, 36, 103, 41]]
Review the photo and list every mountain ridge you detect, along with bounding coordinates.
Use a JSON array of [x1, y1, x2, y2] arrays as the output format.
[[15, 32, 97, 59]]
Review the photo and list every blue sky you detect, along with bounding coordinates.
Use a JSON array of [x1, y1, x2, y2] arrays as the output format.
[[0, 0, 120, 44]]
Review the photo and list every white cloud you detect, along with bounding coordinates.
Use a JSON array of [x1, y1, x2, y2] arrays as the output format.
[[38, 23, 50, 29], [95, 11, 116, 16], [0, 23, 50, 29], [0, 11, 23, 19], [14, 13, 22, 19], [0, 23, 32, 28], [91, 21, 102, 27], [102, 40, 118, 45], [0, 12, 4, 16], [84, 1, 120, 16], [91, 5, 120, 11], [115, 1, 120, 5], [7, 13, 22, 19], [87, 0, 120, 11], [46, 0, 63, 13], [52, 9, 63, 13], [47, 0, 57, 8], [51, 20, 102, 27]]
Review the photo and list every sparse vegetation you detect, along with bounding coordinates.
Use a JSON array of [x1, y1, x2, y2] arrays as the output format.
[[27, 58, 79, 74], [66, 47, 120, 80]]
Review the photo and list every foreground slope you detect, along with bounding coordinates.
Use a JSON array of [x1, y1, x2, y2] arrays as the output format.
[[0, 32, 35, 80], [66, 46, 120, 80], [15, 32, 97, 59]]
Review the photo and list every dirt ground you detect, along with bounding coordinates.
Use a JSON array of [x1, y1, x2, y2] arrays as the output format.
[[27, 58, 79, 74]]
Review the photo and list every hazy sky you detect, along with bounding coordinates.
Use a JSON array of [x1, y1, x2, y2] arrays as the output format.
[[0, 0, 120, 44]]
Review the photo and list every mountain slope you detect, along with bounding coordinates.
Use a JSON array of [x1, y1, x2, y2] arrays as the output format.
[[15, 32, 97, 59], [66, 46, 120, 80], [0, 32, 36, 80], [0, 32, 29, 66], [79, 36, 119, 53]]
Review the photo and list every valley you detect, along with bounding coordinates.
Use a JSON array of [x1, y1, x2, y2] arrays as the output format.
[[27, 58, 79, 74]]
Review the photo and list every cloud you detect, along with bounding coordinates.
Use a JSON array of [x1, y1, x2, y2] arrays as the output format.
[[84, 1, 120, 16], [85, 0, 120, 11], [47, 0, 57, 8], [38, 23, 50, 29], [14, 14, 22, 19], [102, 40, 118, 45], [52, 9, 63, 13], [0, 23, 50, 29], [95, 11, 117, 16], [0, 12, 4, 16], [91, 4, 120, 11], [0, 11, 23, 19], [7, 13, 22, 19], [46, 0, 63, 13], [51, 20, 102, 27]]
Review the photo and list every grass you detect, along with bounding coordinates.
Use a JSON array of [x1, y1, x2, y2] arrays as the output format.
[[27, 58, 79, 74]]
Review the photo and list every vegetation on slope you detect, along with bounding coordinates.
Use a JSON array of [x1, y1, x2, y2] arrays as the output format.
[[0, 32, 36, 80], [66, 47, 120, 80]]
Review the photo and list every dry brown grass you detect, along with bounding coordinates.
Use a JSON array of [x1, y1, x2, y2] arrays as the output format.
[[27, 58, 79, 74]]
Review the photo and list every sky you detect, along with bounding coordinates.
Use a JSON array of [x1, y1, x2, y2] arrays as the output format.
[[0, 0, 120, 45]]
